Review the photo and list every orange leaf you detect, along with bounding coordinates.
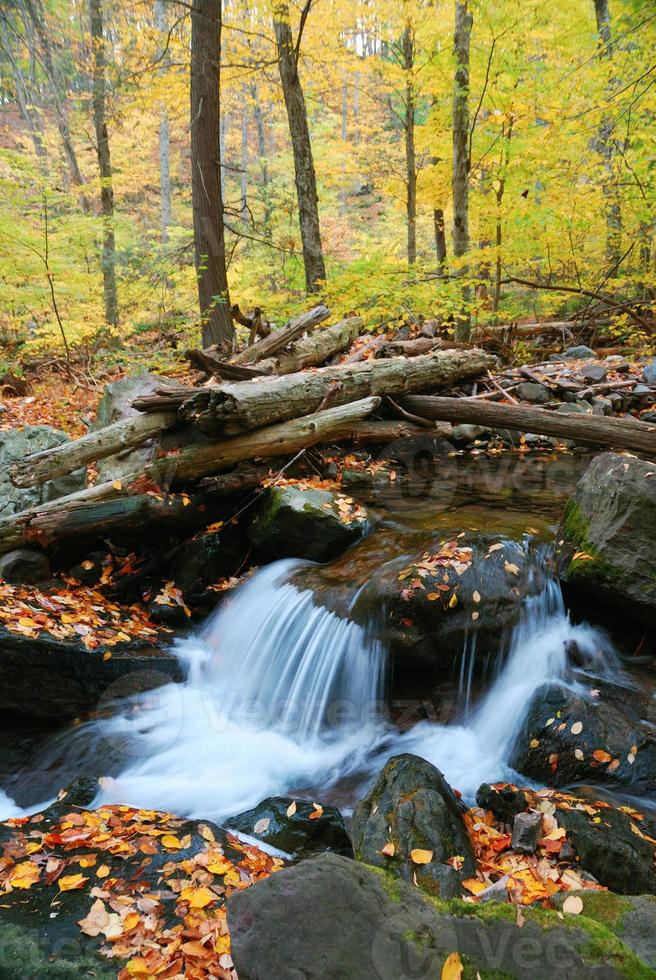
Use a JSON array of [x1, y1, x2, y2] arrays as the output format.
[[441, 951, 463, 979]]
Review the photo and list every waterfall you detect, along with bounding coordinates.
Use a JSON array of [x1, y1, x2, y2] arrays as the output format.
[[0, 553, 622, 822]]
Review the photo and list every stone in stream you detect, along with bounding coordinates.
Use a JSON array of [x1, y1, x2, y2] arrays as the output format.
[[0, 426, 86, 518], [248, 483, 369, 563], [164, 522, 248, 608], [351, 754, 476, 899], [0, 548, 50, 585], [509, 678, 656, 798], [511, 811, 543, 853], [558, 452, 656, 622], [373, 533, 546, 683], [226, 796, 353, 861], [227, 851, 651, 979], [0, 626, 181, 723]]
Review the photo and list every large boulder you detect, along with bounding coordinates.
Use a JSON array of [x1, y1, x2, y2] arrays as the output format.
[[226, 796, 353, 861], [510, 679, 656, 795], [248, 484, 369, 563], [0, 549, 50, 585], [371, 533, 546, 683], [553, 891, 656, 969], [0, 426, 85, 517], [558, 452, 656, 622], [0, 627, 181, 724], [351, 754, 476, 899], [228, 852, 650, 979], [93, 373, 171, 483]]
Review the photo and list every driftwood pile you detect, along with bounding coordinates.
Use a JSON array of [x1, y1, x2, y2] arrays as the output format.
[[4, 305, 656, 557]]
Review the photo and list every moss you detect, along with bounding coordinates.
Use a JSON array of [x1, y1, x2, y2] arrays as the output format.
[[563, 891, 632, 931], [560, 500, 629, 588]]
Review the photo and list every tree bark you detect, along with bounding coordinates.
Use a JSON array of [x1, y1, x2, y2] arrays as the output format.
[[593, 0, 621, 269], [180, 347, 496, 435], [231, 304, 330, 364], [257, 316, 360, 373], [90, 0, 119, 330], [452, 0, 473, 341], [376, 337, 448, 358], [434, 207, 447, 274], [402, 23, 417, 265], [191, 0, 234, 350], [24, 0, 89, 209], [401, 395, 656, 456], [272, 1, 326, 293], [10, 411, 177, 488], [155, 0, 171, 245], [347, 419, 453, 443]]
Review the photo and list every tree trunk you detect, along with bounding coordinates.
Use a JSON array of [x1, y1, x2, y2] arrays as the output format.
[[191, 0, 234, 350], [0, 24, 48, 169], [257, 317, 361, 374], [403, 24, 417, 266], [452, 0, 473, 341], [180, 347, 496, 435], [402, 395, 656, 456], [10, 411, 177, 488], [231, 304, 330, 364], [272, 1, 326, 293], [155, 0, 171, 245], [90, 0, 119, 330], [434, 207, 447, 273], [593, 0, 621, 269], [250, 83, 271, 227], [24, 0, 88, 209], [240, 87, 249, 213]]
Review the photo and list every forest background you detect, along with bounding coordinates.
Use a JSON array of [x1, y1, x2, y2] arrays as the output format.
[[0, 0, 654, 377]]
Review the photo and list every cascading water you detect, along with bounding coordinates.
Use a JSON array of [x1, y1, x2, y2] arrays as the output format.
[[0, 550, 623, 822]]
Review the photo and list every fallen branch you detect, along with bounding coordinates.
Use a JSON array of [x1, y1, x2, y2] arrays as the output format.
[[9, 411, 177, 488], [401, 395, 656, 456], [257, 317, 361, 374], [180, 348, 497, 436], [230, 305, 330, 364]]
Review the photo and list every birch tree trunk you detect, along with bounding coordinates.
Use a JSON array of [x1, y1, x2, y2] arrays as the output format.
[[272, 1, 326, 294], [190, 0, 234, 350], [155, 0, 171, 245], [452, 0, 473, 341], [90, 0, 119, 329]]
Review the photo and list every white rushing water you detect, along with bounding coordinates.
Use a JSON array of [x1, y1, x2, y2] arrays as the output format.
[[0, 555, 622, 822]]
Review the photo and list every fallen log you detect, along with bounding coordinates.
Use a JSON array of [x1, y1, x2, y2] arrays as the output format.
[[185, 350, 271, 380], [342, 334, 388, 363], [375, 337, 445, 358], [401, 395, 656, 456], [345, 420, 453, 443], [257, 317, 361, 374], [231, 305, 330, 365], [9, 410, 177, 488], [0, 398, 382, 555], [180, 348, 496, 436]]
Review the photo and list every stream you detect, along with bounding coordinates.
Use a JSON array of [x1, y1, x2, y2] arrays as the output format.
[[0, 450, 651, 824]]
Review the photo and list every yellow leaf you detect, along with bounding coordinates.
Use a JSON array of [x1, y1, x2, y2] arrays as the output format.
[[59, 873, 88, 891], [125, 958, 152, 976], [448, 593, 458, 609], [207, 857, 233, 875], [9, 861, 40, 889], [442, 951, 463, 979], [530, 739, 540, 748], [96, 864, 110, 878], [161, 834, 183, 850], [504, 561, 520, 576], [426, 592, 440, 601], [180, 886, 215, 909], [112, 480, 122, 491], [410, 848, 433, 865], [122, 911, 140, 931]]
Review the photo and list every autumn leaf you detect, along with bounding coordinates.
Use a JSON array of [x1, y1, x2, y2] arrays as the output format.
[[571, 721, 583, 735], [410, 848, 433, 864], [254, 817, 271, 834], [160, 834, 183, 850], [286, 801, 297, 817], [58, 873, 89, 891], [380, 842, 395, 857], [180, 885, 216, 908], [441, 951, 463, 979], [563, 895, 584, 915], [592, 749, 612, 763], [78, 898, 110, 937]]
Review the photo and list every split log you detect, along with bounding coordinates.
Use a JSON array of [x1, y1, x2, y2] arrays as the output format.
[[180, 348, 496, 436], [257, 317, 361, 374], [401, 395, 656, 456], [9, 411, 177, 488], [231, 305, 330, 365]]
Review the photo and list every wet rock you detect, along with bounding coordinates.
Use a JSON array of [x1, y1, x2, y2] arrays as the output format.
[[0, 549, 50, 585], [451, 423, 490, 444], [0, 627, 181, 722], [511, 811, 543, 853], [68, 550, 107, 586], [558, 452, 656, 622], [351, 754, 475, 899], [509, 679, 656, 794], [643, 360, 656, 386], [516, 381, 551, 404], [563, 345, 597, 360], [226, 796, 352, 861], [248, 484, 368, 563], [0, 426, 85, 518], [374, 533, 546, 680], [93, 372, 172, 483], [476, 783, 528, 823], [228, 851, 648, 979], [165, 523, 247, 606]]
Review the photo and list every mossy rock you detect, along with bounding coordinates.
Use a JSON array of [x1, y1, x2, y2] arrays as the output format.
[[558, 453, 656, 621]]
